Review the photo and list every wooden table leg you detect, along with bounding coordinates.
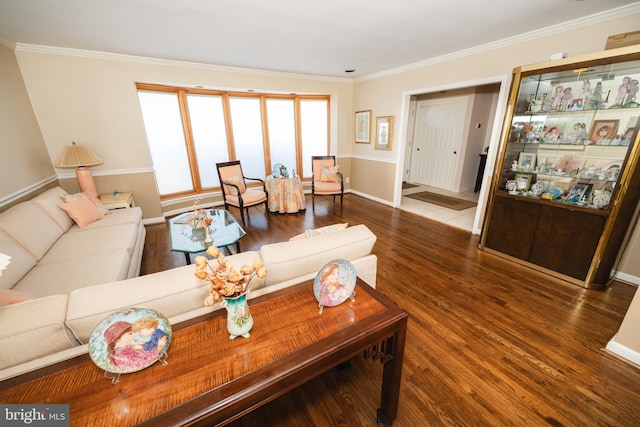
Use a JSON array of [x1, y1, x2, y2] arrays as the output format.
[[376, 317, 407, 426]]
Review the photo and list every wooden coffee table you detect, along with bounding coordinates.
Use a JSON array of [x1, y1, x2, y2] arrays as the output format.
[[0, 279, 407, 426]]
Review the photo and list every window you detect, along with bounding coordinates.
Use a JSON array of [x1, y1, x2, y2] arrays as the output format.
[[136, 84, 329, 199]]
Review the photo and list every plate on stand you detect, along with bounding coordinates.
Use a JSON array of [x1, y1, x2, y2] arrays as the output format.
[[89, 307, 172, 376], [313, 259, 357, 313]]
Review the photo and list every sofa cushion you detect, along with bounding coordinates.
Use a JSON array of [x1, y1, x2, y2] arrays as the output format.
[[0, 202, 64, 260], [59, 195, 105, 228], [66, 251, 264, 343], [31, 186, 74, 231], [0, 295, 77, 370], [0, 231, 37, 290], [45, 223, 139, 261], [260, 224, 376, 286], [13, 250, 131, 297]]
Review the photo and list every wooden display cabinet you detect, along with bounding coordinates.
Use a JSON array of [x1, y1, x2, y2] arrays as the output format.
[[479, 46, 640, 289]]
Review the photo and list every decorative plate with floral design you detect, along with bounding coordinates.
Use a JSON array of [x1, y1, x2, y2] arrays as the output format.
[[89, 307, 172, 374], [313, 259, 357, 311]]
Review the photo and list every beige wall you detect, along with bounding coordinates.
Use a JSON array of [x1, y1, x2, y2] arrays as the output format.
[[11, 49, 354, 221], [351, 13, 640, 205], [0, 44, 54, 199]]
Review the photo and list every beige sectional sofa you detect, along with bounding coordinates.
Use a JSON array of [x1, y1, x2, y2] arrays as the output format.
[[0, 208, 377, 380], [0, 186, 145, 296]]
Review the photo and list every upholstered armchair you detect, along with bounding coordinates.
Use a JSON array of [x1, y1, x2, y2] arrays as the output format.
[[311, 155, 344, 208], [216, 160, 268, 226]]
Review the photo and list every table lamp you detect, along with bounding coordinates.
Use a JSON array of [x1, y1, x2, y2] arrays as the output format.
[[55, 141, 104, 196]]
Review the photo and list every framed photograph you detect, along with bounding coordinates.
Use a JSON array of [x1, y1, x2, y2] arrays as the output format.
[[354, 110, 371, 143], [542, 125, 563, 143], [589, 119, 619, 144], [621, 127, 636, 146], [375, 116, 393, 150], [518, 152, 536, 170], [566, 183, 593, 203], [515, 174, 532, 191], [567, 99, 584, 111]]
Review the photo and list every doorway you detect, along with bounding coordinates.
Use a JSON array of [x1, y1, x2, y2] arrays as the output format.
[[409, 95, 470, 190], [396, 79, 509, 234]]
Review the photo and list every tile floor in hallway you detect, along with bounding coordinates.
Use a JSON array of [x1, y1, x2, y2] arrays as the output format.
[[399, 183, 479, 232]]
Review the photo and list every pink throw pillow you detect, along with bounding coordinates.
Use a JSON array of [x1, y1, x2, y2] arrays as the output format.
[[61, 191, 109, 215], [0, 289, 35, 307], [59, 194, 105, 227], [289, 223, 348, 241]]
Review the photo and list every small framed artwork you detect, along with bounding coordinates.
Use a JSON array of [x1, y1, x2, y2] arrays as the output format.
[[518, 152, 536, 170], [375, 116, 393, 150], [542, 125, 563, 143], [589, 119, 619, 144], [621, 127, 636, 146], [567, 99, 584, 111], [566, 183, 593, 203], [515, 174, 532, 191], [354, 110, 371, 143]]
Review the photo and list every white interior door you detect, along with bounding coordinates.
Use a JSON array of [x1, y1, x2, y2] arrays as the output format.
[[409, 96, 469, 190]]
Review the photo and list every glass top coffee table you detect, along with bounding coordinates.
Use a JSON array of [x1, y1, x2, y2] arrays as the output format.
[[169, 209, 246, 264]]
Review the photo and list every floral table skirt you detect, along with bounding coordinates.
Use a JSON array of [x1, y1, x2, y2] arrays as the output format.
[[266, 176, 306, 213]]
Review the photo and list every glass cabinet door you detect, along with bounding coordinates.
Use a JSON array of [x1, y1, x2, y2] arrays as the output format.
[[499, 58, 640, 210]]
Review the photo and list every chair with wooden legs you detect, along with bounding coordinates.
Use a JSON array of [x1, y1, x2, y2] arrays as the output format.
[[216, 160, 268, 226], [311, 155, 344, 209]]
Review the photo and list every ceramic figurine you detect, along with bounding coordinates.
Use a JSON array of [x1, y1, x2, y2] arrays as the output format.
[[613, 76, 631, 107], [579, 78, 593, 105], [590, 82, 603, 109], [561, 87, 573, 110], [551, 85, 564, 110], [624, 79, 639, 107]]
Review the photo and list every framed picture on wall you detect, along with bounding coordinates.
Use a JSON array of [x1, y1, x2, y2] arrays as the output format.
[[375, 116, 393, 150], [355, 110, 371, 143]]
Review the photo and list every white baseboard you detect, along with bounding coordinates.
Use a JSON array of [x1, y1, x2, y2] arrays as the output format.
[[606, 335, 640, 367], [614, 271, 640, 286]]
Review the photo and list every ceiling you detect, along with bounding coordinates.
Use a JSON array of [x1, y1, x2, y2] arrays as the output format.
[[0, 0, 638, 79]]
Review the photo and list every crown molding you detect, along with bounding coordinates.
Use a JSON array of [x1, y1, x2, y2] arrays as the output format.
[[356, 3, 640, 82], [14, 43, 353, 84]]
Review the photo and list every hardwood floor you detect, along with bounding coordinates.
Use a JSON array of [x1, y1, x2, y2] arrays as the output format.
[[141, 194, 640, 426]]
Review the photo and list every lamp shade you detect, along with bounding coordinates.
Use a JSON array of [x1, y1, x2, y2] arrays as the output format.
[[55, 141, 103, 196], [55, 141, 103, 168]]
